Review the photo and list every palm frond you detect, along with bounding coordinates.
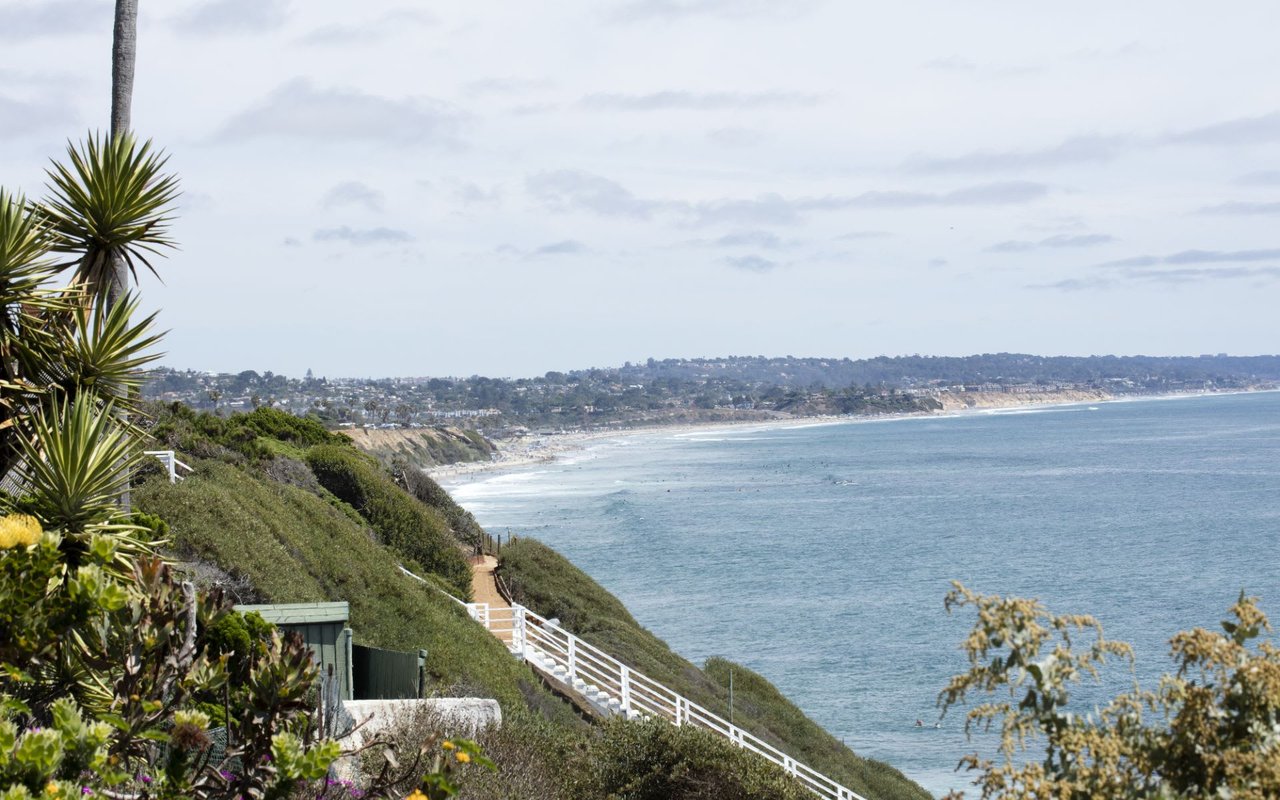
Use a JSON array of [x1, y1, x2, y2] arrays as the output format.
[[41, 133, 180, 300]]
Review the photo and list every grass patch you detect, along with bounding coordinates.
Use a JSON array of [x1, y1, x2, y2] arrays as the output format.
[[133, 460, 577, 730]]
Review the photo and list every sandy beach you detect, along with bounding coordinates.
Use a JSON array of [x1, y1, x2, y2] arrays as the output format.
[[426, 415, 845, 480], [426, 391, 1087, 482], [426, 386, 1279, 483]]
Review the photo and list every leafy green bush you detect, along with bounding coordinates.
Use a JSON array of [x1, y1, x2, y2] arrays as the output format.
[[588, 718, 810, 800], [305, 445, 471, 597], [204, 609, 273, 684], [235, 406, 346, 448], [940, 583, 1280, 800], [395, 463, 487, 549], [147, 403, 348, 463], [0, 521, 335, 799]]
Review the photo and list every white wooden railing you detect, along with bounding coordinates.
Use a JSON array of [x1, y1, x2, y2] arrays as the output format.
[[464, 600, 870, 800], [144, 450, 194, 484], [393, 564, 868, 800]]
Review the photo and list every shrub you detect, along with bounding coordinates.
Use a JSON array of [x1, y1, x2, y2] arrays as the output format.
[[395, 463, 487, 549], [940, 583, 1280, 800], [588, 718, 810, 800], [147, 404, 348, 463], [305, 445, 471, 597], [0, 524, 335, 799]]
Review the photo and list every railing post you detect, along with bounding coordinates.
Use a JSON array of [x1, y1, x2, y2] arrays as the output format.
[[512, 604, 526, 658], [620, 665, 632, 715], [674, 695, 683, 726], [465, 602, 490, 629], [567, 635, 577, 681]]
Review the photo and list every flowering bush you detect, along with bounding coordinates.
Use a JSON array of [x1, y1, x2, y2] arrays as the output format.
[[941, 582, 1280, 799]]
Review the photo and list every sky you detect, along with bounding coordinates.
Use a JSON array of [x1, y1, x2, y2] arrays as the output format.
[[2, 0, 1279, 379]]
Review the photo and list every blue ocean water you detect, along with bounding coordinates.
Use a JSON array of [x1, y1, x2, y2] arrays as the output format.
[[445, 392, 1280, 797]]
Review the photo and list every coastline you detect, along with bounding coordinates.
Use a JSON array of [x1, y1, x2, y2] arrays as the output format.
[[427, 387, 1272, 483]]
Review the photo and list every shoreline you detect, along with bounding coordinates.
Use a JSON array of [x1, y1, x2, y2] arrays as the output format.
[[427, 386, 1275, 484]]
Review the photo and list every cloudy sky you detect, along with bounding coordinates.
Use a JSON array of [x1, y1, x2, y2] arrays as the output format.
[[3, 0, 1279, 378]]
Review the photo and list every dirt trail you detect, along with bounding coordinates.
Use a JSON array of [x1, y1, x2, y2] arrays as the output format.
[[469, 554, 513, 644]]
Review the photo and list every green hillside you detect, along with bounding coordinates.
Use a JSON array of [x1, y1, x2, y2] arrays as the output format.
[[134, 403, 930, 799]]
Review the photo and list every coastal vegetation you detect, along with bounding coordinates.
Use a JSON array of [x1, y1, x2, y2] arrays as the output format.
[[304, 443, 473, 596], [940, 583, 1280, 799]]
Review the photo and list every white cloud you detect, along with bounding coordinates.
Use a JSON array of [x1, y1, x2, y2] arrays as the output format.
[[217, 80, 463, 145], [170, 0, 290, 36]]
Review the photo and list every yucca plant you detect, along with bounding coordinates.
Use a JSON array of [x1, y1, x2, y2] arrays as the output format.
[[0, 191, 73, 485], [13, 392, 142, 534], [0, 189, 57, 317], [32, 294, 165, 406], [1, 293, 162, 486], [42, 132, 179, 308]]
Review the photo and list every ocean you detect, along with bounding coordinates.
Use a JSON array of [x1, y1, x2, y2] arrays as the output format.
[[443, 391, 1280, 797]]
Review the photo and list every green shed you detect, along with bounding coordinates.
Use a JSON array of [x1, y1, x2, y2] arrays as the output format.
[[234, 601, 353, 701]]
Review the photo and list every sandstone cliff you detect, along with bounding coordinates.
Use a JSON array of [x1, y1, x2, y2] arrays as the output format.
[[340, 425, 495, 469], [936, 388, 1112, 411]]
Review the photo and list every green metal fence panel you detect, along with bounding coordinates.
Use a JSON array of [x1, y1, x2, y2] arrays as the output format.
[[352, 644, 425, 700]]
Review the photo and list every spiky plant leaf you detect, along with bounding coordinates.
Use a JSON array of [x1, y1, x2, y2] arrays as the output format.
[[42, 133, 180, 301], [64, 294, 165, 398], [11, 294, 162, 414], [15, 392, 143, 532], [0, 189, 58, 313]]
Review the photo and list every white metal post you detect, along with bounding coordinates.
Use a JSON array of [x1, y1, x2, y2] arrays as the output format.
[[512, 604, 526, 658], [620, 665, 632, 715], [567, 635, 577, 680]]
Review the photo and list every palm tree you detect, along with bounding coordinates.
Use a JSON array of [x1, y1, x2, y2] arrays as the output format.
[[42, 133, 179, 310], [110, 0, 139, 312], [111, 0, 138, 139]]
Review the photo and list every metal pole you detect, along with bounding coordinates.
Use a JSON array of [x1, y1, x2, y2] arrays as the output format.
[[621, 665, 632, 715]]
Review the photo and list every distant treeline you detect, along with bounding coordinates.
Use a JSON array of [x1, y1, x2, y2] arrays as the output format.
[[612, 353, 1280, 388]]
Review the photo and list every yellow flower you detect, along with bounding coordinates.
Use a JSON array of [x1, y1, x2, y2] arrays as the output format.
[[405, 791, 427, 800], [0, 514, 42, 549], [45, 782, 61, 797], [455, 751, 471, 764], [441, 740, 455, 750]]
